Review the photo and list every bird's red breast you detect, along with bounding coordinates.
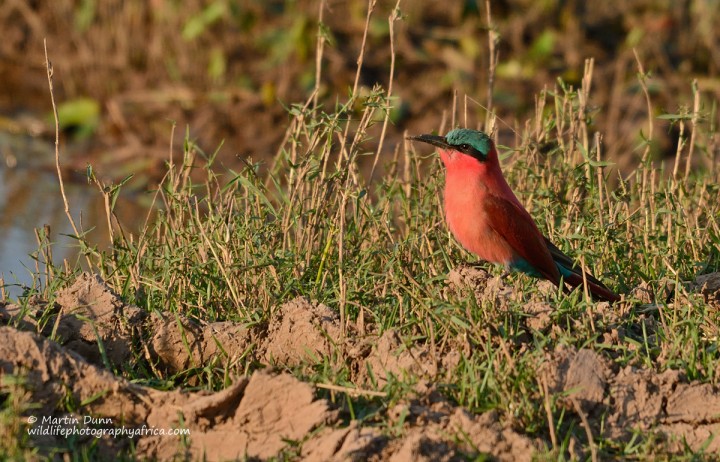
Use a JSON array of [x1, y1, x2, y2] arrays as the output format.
[[439, 146, 561, 285], [441, 150, 514, 265]]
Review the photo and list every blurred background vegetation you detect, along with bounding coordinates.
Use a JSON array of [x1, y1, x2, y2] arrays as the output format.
[[0, 0, 718, 181]]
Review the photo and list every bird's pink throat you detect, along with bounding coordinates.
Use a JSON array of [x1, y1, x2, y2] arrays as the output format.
[[439, 149, 487, 172]]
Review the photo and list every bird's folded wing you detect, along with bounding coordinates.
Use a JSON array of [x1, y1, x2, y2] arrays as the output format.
[[543, 238, 609, 288], [483, 193, 561, 285]]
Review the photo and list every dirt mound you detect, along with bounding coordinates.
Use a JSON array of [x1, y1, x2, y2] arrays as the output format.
[[3, 271, 720, 459], [0, 325, 335, 459], [54, 273, 146, 367], [546, 345, 720, 453], [380, 394, 539, 462], [693, 272, 720, 305], [261, 297, 343, 365], [447, 264, 514, 306], [139, 371, 336, 460], [0, 273, 146, 370], [149, 296, 345, 374], [150, 318, 251, 373], [354, 330, 439, 386], [0, 326, 149, 457], [0, 319, 535, 461]]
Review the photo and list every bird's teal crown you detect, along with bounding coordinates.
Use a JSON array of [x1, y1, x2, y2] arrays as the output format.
[[445, 128, 492, 160]]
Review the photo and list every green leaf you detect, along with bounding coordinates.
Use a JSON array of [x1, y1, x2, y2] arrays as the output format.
[[53, 97, 100, 140], [208, 47, 227, 80], [229, 173, 277, 217], [657, 113, 692, 121], [528, 29, 555, 62], [182, 1, 226, 41]]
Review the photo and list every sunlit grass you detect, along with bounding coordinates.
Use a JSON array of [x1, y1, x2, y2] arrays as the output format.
[[14, 72, 717, 458], [3, 5, 720, 461]]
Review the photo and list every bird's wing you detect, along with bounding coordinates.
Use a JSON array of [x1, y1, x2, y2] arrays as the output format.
[[543, 238, 605, 287], [544, 238, 621, 302], [482, 193, 561, 285]]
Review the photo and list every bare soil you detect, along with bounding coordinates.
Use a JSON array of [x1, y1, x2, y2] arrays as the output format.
[[2, 270, 720, 459]]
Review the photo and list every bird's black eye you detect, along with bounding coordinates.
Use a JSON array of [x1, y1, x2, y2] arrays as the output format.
[[459, 144, 471, 151]]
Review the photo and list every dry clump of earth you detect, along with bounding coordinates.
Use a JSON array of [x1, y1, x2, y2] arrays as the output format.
[[1, 270, 720, 460]]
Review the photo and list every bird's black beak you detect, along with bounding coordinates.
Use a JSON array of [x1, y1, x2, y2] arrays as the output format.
[[406, 134, 452, 150]]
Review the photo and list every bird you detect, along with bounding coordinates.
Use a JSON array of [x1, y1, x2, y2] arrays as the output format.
[[407, 128, 620, 303]]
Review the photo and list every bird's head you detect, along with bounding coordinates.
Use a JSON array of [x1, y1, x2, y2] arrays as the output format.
[[407, 128, 496, 168]]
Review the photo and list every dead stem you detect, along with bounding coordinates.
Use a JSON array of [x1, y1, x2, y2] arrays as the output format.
[[43, 39, 91, 270], [369, 0, 402, 182]]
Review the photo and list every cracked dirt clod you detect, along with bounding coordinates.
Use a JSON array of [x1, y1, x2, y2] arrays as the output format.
[[233, 372, 335, 457], [139, 371, 336, 460], [150, 318, 250, 373], [524, 302, 554, 332], [3, 273, 720, 459], [447, 264, 493, 295], [547, 345, 720, 453], [262, 297, 343, 365], [0, 327, 152, 421], [548, 346, 607, 413], [1, 273, 146, 369], [388, 433, 456, 462], [0, 325, 336, 460], [0, 326, 150, 457], [358, 330, 437, 386], [447, 264, 516, 307], [54, 272, 146, 368], [301, 422, 386, 461], [383, 401, 539, 462], [695, 272, 720, 304], [606, 365, 720, 452], [447, 409, 538, 462]]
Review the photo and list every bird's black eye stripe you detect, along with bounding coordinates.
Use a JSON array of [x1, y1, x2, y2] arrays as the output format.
[[453, 143, 485, 160]]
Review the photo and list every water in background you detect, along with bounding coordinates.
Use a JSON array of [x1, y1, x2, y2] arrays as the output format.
[[0, 164, 146, 299]]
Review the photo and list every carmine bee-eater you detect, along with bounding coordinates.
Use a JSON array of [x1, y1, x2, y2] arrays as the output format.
[[408, 128, 620, 303]]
